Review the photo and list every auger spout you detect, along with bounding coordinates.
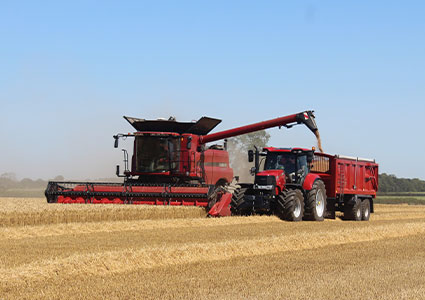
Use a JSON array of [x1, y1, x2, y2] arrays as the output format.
[[199, 110, 318, 144]]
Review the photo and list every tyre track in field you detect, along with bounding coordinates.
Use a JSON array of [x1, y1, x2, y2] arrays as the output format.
[[1, 219, 424, 287]]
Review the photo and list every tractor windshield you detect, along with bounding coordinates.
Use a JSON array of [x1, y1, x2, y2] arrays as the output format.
[[264, 152, 309, 178], [135, 136, 181, 173]]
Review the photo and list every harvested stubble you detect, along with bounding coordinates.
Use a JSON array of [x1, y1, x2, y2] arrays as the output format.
[[0, 197, 206, 227], [2, 220, 424, 285], [1, 202, 425, 299]]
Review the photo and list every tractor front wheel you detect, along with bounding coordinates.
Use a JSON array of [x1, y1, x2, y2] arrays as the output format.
[[304, 180, 327, 221], [276, 189, 304, 221]]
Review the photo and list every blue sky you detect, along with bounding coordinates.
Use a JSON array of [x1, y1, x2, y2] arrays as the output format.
[[1, 0, 424, 180]]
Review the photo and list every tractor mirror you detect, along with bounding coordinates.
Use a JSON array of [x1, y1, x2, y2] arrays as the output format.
[[250, 166, 256, 176], [307, 151, 314, 163], [114, 136, 119, 148], [248, 150, 254, 162]]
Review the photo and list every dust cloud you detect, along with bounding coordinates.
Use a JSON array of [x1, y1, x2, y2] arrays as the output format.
[[227, 141, 255, 184]]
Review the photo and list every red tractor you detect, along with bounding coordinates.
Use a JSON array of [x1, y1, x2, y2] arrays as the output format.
[[45, 111, 320, 217], [234, 147, 378, 221]]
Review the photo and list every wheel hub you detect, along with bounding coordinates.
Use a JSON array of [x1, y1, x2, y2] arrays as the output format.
[[294, 199, 301, 218], [356, 206, 361, 219], [315, 190, 325, 217]]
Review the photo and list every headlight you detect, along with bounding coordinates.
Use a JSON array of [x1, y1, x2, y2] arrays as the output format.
[[254, 184, 274, 190]]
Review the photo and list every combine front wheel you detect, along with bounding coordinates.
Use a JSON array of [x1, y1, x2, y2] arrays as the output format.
[[276, 189, 304, 221], [207, 180, 241, 216], [304, 180, 326, 221], [230, 187, 247, 215]]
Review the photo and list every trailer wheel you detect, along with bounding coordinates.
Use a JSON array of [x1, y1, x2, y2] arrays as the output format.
[[277, 189, 304, 221], [361, 199, 370, 221], [344, 196, 362, 221], [231, 187, 247, 215], [304, 180, 326, 221]]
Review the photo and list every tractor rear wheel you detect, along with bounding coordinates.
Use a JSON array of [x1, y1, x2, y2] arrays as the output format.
[[276, 189, 304, 221], [344, 196, 362, 221], [304, 180, 326, 221], [361, 199, 370, 221]]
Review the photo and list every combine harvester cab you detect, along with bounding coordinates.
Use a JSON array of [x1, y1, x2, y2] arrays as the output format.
[[233, 147, 378, 221], [45, 111, 320, 217]]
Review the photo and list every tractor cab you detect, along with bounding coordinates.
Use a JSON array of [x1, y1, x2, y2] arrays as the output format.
[[249, 147, 314, 190], [263, 148, 314, 184]]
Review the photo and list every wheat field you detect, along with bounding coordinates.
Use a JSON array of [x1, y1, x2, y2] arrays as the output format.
[[0, 198, 424, 299]]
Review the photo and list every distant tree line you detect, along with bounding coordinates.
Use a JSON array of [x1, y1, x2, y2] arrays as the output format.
[[0, 173, 121, 193], [0, 173, 63, 191], [1, 171, 425, 193], [379, 173, 425, 193]]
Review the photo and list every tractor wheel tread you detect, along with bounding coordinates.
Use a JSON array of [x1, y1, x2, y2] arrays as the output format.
[[276, 189, 304, 222], [231, 187, 247, 215]]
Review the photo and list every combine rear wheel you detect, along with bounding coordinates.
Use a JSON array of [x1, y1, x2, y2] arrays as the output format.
[[361, 199, 370, 221], [304, 180, 326, 221], [277, 189, 304, 221], [344, 196, 362, 221]]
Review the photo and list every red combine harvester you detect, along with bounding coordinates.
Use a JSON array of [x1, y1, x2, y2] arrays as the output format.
[[45, 111, 319, 216], [235, 147, 378, 221]]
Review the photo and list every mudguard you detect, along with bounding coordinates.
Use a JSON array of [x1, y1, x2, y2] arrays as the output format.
[[302, 173, 321, 191]]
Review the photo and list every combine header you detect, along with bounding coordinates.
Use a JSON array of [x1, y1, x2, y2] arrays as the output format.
[[45, 111, 319, 216]]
